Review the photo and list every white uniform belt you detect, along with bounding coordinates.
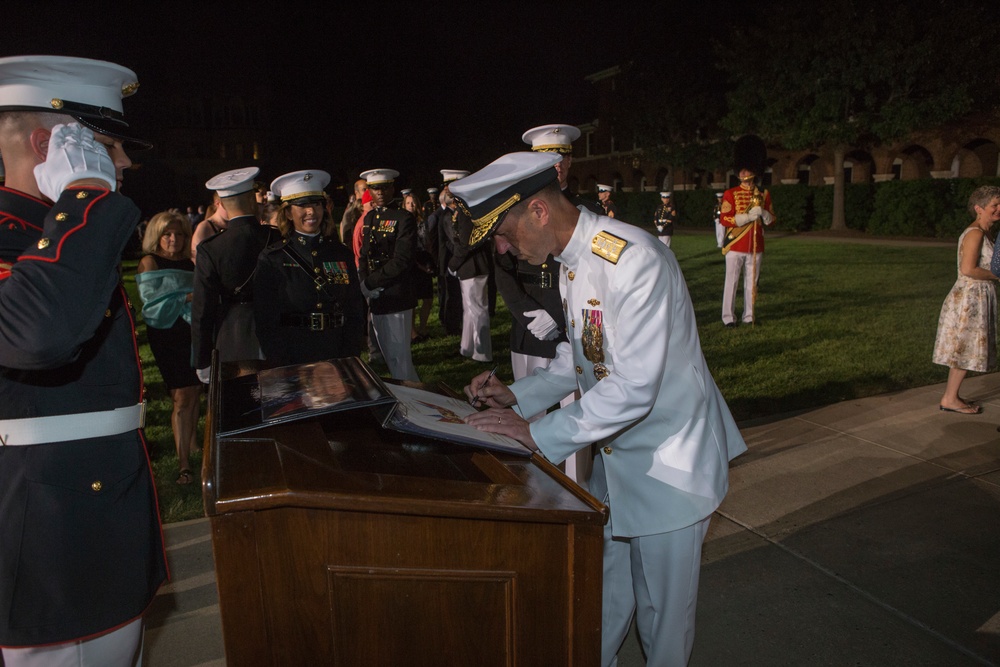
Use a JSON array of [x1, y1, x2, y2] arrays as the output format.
[[0, 402, 146, 447]]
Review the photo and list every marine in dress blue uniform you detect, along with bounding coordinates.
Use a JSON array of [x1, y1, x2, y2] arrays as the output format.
[[713, 191, 725, 248], [494, 124, 587, 481], [191, 167, 279, 377], [435, 171, 468, 336], [597, 183, 619, 219], [357, 168, 420, 381], [652, 191, 676, 248], [454, 153, 746, 667], [255, 170, 364, 365], [449, 205, 494, 361], [0, 55, 167, 665], [422, 187, 439, 219]]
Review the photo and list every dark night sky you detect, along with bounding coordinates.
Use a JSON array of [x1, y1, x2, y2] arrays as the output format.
[[2, 1, 744, 199]]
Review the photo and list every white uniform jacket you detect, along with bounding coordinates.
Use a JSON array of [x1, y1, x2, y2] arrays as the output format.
[[512, 208, 746, 537]]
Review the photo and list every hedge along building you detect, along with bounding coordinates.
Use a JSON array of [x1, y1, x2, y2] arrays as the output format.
[[570, 67, 1000, 195]]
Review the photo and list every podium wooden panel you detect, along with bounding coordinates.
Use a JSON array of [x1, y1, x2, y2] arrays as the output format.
[[202, 365, 607, 667]]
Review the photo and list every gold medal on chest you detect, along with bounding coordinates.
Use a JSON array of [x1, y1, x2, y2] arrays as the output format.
[[581, 308, 608, 380]]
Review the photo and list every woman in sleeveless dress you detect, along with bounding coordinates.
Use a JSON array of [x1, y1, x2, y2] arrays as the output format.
[[136, 211, 201, 483], [932, 185, 1000, 414]]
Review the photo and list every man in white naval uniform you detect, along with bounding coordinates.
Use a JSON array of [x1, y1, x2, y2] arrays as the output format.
[[453, 152, 746, 667]]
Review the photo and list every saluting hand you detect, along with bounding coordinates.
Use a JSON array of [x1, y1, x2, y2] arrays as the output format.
[[34, 123, 116, 201]]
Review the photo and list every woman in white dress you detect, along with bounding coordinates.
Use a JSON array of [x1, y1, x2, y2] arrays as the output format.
[[932, 185, 1000, 414]]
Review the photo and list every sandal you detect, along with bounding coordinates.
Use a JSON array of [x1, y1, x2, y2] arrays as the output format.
[[176, 468, 193, 485], [938, 404, 982, 415]]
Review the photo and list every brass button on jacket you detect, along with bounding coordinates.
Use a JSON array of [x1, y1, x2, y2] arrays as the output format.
[[602, 446, 613, 455], [91, 481, 103, 492]]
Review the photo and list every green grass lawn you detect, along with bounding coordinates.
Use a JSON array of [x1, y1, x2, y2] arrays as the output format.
[[124, 232, 964, 523]]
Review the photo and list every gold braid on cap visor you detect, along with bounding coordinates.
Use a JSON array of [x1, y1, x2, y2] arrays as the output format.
[[280, 190, 325, 201], [465, 193, 522, 247], [532, 145, 573, 154]]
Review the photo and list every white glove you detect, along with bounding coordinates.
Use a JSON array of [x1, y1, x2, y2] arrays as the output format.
[[761, 209, 775, 225], [525, 308, 560, 341], [34, 123, 116, 201], [196, 367, 211, 384], [359, 280, 383, 299], [447, 268, 457, 277], [734, 213, 751, 227], [747, 206, 763, 221]]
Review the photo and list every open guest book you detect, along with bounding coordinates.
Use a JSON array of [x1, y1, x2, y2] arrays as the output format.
[[216, 356, 532, 456]]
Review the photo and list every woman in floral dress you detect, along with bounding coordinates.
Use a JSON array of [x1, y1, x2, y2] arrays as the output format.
[[932, 185, 1000, 414]]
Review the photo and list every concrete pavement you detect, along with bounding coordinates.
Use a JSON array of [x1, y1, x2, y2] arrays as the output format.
[[148, 373, 1000, 666]]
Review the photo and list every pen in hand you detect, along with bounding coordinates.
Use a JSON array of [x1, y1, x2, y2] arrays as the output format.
[[469, 365, 499, 406]]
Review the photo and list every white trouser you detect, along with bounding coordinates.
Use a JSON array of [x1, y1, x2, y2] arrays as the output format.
[[2, 618, 143, 667], [657, 235, 672, 248], [601, 516, 711, 667], [714, 221, 725, 248], [511, 352, 589, 485], [459, 275, 492, 362], [722, 250, 762, 324], [371, 311, 420, 381]]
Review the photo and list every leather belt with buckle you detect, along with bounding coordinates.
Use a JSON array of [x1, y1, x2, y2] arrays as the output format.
[[518, 271, 555, 288], [280, 312, 346, 331]]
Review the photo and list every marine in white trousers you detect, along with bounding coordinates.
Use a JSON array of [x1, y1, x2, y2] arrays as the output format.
[[459, 275, 492, 362], [722, 250, 763, 325], [2, 618, 143, 667], [371, 310, 420, 381]]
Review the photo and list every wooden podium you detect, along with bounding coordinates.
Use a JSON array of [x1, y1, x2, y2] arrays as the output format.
[[202, 364, 607, 666]]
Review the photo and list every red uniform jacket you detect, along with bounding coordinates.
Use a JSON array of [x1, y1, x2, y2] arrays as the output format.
[[719, 184, 775, 254]]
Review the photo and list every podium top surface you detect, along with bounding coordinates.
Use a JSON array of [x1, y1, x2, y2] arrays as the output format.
[[203, 364, 606, 526]]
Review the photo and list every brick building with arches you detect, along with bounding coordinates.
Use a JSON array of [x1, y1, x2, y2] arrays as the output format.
[[570, 67, 1000, 195]]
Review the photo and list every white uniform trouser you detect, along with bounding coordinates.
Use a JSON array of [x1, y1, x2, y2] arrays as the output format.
[[601, 516, 711, 667], [714, 220, 725, 248], [459, 275, 492, 362], [657, 235, 672, 248], [371, 310, 420, 381], [2, 618, 143, 667], [722, 250, 762, 324], [511, 352, 589, 485]]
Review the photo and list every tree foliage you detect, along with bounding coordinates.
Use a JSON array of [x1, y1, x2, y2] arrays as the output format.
[[609, 6, 742, 179], [719, 0, 999, 149], [613, 61, 731, 174]]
